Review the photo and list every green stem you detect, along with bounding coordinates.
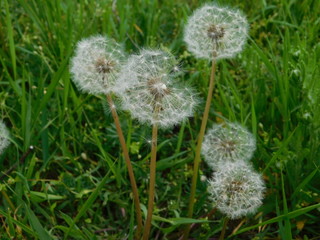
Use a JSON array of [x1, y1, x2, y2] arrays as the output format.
[[142, 118, 159, 240], [106, 94, 143, 239], [183, 60, 216, 239], [175, 121, 186, 155], [219, 217, 229, 240], [1, 190, 15, 211]]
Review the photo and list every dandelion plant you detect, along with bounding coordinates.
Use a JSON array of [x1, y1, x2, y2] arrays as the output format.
[[70, 35, 143, 238], [115, 49, 198, 239], [201, 121, 265, 238], [183, 3, 249, 238]]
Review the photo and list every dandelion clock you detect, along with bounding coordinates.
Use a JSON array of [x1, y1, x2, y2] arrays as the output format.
[[184, 3, 249, 60], [208, 161, 265, 219], [70, 35, 126, 95], [115, 49, 198, 128], [202, 122, 256, 169]]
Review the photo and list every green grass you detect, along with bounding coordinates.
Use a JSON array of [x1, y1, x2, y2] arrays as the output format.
[[1, 0, 320, 239]]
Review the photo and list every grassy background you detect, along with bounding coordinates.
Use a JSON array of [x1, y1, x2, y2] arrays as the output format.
[[1, 0, 320, 239]]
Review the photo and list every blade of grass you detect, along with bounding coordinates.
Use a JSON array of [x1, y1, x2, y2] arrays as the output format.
[[24, 203, 53, 240], [281, 170, 293, 239], [63, 169, 112, 240], [291, 168, 319, 199], [231, 203, 320, 236], [0, 209, 35, 236], [262, 126, 297, 173], [4, 0, 17, 80], [32, 53, 71, 132]]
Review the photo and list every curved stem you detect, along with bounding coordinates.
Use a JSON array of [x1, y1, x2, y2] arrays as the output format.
[[183, 60, 216, 239], [106, 94, 143, 239], [142, 118, 159, 240]]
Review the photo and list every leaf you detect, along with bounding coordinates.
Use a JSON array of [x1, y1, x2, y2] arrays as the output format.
[[29, 191, 66, 201], [232, 203, 320, 236], [24, 203, 53, 240], [151, 215, 210, 226], [0, 209, 35, 236]]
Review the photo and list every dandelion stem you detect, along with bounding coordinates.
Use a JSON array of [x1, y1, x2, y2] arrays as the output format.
[[106, 94, 143, 239], [142, 109, 159, 240], [219, 217, 229, 240], [183, 60, 216, 239]]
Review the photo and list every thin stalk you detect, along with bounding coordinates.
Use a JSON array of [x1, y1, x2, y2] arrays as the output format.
[[106, 94, 143, 239], [1, 190, 15, 211], [142, 114, 159, 240], [175, 121, 186, 155], [183, 60, 216, 239], [219, 217, 229, 240]]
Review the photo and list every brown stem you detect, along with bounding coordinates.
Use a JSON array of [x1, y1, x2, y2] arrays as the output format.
[[183, 60, 216, 239], [106, 94, 143, 239], [219, 217, 229, 240], [142, 108, 159, 240]]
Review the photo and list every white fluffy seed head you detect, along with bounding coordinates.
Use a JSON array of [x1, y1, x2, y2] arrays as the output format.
[[70, 35, 126, 95], [208, 161, 265, 219], [114, 49, 198, 128], [184, 3, 249, 60], [202, 122, 256, 169], [0, 121, 10, 154]]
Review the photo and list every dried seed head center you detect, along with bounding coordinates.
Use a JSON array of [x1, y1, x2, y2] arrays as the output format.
[[221, 180, 244, 206], [207, 24, 225, 41], [229, 180, 244, 193], [220, 140, 236, 154], [147, 77, 171, 101], [95, 57, 115, 74]]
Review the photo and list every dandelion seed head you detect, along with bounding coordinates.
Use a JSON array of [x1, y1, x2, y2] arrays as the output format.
[[0, 121, 10, 154], [115, 49, 198, 128], [202, 122, 256, 169], [184, 3, 249, 60], [208, 161, 265, 219], [70, 35, 126, 95]]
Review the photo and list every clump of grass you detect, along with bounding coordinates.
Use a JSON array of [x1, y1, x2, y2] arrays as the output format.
[[0, 0, 320, 239]]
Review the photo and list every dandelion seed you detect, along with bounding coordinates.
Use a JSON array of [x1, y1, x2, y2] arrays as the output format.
[[202, 122, 256, 169], [70, 35, 126, 95], [184, 3, 249, 60], [115, 49, 198, 128], [0, 121, 10, 154], [208, 161, 265, 219]]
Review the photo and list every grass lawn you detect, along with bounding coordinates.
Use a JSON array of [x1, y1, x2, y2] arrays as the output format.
[[1, 0, 320, 239]]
